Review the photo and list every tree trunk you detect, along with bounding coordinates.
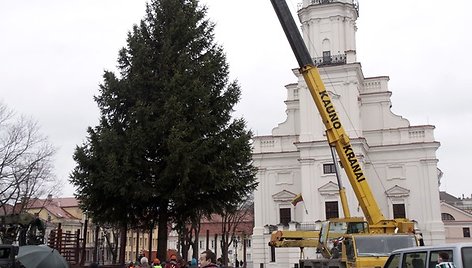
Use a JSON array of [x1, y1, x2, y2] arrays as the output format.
[[193, 222, 201, 259], [192, 232, 199, 259], [93, 225, 99, 263], [180, 232, 188, 261], [111, 230, 119, 264], [214, 233, 218, 259], [119, 224, 127, 265], [80, 218, 88, 266], [157, 201, 169, 262], [148, 224, 154, 261], [135, 229, 140, 261], [221, 235, 229, 267]]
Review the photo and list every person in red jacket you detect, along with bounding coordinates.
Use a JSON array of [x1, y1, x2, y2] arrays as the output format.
[[199, 250, 218, 268]]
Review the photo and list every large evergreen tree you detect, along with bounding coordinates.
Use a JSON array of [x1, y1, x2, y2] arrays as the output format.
[[70, 0, 257, 263]]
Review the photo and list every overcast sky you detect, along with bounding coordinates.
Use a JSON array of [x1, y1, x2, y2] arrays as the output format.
[[1, 0, 471, 198]]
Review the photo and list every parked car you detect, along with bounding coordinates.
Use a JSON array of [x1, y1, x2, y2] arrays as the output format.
[[384, 243, 472, 268]]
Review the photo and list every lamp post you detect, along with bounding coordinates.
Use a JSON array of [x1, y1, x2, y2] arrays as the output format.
[[80, 211, 88, 266], [233, 236, 239, 267], [242, 234, 247, 268]]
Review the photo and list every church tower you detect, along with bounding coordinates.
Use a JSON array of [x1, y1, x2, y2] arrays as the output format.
[[251, 1, 444, 268], [298, 0, 359, 65]]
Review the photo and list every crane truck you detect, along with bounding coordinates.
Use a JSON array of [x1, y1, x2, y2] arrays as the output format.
[[0, 212, 46, 268], [268, 0, 421, 267]]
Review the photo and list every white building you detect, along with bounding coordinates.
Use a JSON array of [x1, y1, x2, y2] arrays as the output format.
[[251, 0, 445, 267]]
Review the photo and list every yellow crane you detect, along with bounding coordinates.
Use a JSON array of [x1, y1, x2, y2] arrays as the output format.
[[268, 0, 421, 266]]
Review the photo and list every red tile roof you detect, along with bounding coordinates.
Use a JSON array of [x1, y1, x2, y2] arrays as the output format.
[[25, 197, 78, 220], [27, 197, 78, 208]]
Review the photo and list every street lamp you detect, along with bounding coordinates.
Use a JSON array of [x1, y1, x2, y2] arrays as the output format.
[[233, 236, 239, 267]]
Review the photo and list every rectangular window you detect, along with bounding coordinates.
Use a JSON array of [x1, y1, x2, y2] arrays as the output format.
[[323, 163, 336, 174], [463, 227, 471, 238], [325, 201, 339, 219], [393, 204, 406, 219], [279, 208, 291, 226], [199, 241, 203, 249], [430, 250, 454, 268], [247, 239, 251, 248], [211, 240, 214, 248], [403, 252, 427, 268]]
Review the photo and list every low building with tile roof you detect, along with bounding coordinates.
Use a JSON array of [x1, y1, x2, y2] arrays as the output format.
[[25, 194, 82, 232]]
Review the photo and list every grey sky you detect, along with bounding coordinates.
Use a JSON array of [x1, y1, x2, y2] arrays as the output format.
[[1, 0, 470, 198]]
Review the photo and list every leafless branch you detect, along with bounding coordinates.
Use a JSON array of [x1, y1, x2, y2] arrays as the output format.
[[0, 102, 58, 212]]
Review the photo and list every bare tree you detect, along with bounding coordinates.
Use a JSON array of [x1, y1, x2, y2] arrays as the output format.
[[0, 102, 58, 214], [219, 199, 254, 267], [179, 215, 202, 261], [101, 224, 121, 264]]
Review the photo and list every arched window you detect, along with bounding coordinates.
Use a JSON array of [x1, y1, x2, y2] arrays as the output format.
[[441, 213, 455, 221], [322, 38, 331, 51]]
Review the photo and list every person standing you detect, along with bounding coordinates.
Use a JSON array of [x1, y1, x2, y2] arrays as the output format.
[[189, 258, 198, 268], [199, 250, 218, 268], [165, 254, 180, 268], [141, 256, 150, 268], [436, 252, 456, 268], [153, 258, 162, 268], [216, 258, 224, 268]]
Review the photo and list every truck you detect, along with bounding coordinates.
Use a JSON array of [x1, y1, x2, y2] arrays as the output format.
[[268, 0, 421, 267]]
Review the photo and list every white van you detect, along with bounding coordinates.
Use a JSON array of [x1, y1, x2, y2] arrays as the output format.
[[384, 243, 472, 268]]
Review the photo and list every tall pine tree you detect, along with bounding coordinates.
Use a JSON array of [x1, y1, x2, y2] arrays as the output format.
[[71, 0, 257, 263]]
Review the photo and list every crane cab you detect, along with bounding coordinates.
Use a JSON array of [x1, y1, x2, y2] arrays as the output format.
[[301, 233, 418, 268]]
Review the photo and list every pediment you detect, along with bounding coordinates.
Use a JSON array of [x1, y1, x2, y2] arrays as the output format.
[[272, 190, 297, 202], [318, 181, 339, 196], [385, 185, 410, 197]]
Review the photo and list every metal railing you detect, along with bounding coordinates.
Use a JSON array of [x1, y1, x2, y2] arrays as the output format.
[[310, 0, 335, 5], [297, 223, 320, 231], [313, 54, 346, 66]]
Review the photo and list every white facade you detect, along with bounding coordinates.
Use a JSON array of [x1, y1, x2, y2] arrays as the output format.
[[252, 1, 445, 267]]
